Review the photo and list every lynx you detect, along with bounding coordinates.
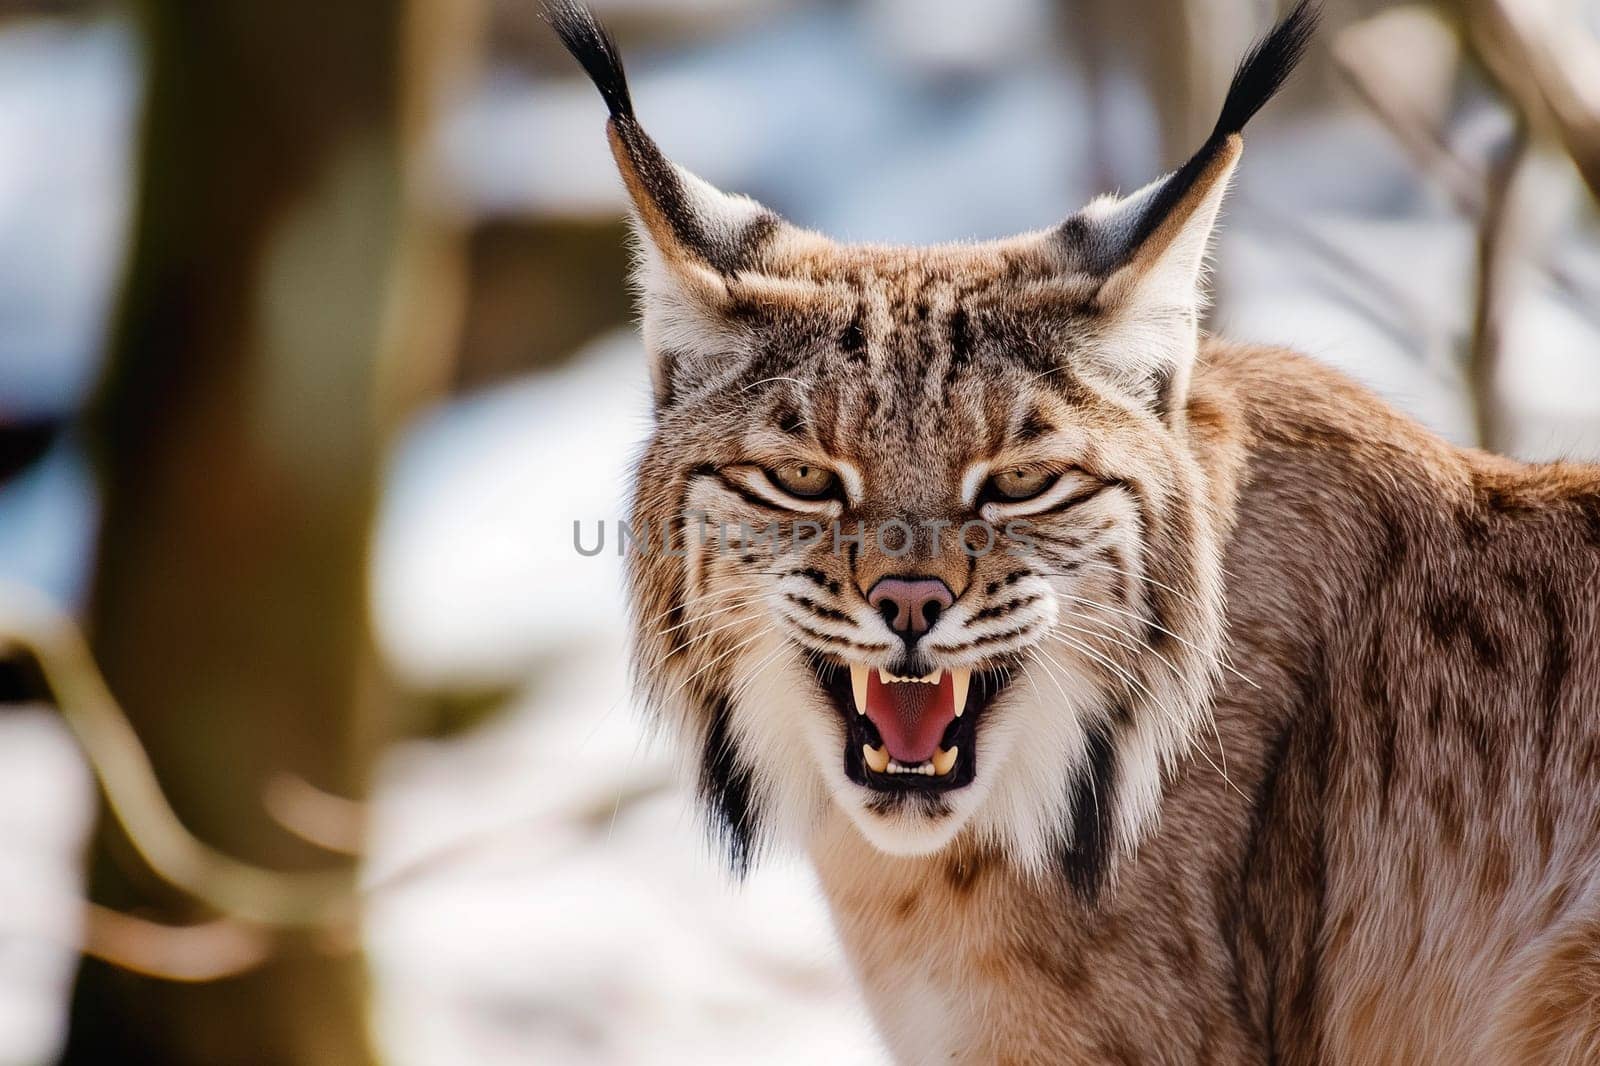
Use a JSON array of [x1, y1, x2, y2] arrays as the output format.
[[548, 2, 1600, 1061]]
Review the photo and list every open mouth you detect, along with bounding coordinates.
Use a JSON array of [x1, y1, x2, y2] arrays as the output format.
[[811, 658, 1012, 794]]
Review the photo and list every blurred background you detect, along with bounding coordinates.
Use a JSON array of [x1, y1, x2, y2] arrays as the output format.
[[0, 0, 1596, 1062]]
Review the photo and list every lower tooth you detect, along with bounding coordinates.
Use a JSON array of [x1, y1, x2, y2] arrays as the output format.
[[863, 744, 889, 774], [932, 746, 958, 775]]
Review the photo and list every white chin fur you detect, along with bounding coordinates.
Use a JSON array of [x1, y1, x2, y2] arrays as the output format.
[[844, 795, 969, 856]]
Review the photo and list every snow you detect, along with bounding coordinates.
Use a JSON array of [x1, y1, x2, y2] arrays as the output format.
[[373, 332, 650, 686], [0, 18, 137, 418], [0, 710, 93, 1066], [365, 637, 886, 1066]]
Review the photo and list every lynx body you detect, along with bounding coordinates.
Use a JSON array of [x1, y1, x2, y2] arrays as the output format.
[[548, 4, 1600, 1061]]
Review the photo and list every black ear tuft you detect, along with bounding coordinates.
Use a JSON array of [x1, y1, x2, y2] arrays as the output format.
[[542, 1, 634, 122], [1062, 1, 1317, 275], [1209, 0, 1319, 142]]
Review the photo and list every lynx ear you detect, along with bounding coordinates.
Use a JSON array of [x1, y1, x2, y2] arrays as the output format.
[[546, 2, 788, 404], [1060, 1, 1317, 415]]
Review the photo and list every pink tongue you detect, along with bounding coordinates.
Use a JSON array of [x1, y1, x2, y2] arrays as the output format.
[[865, 671, 956, 764]]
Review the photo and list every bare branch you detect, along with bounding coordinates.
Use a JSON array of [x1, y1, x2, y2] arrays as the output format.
[[1333, 8, 1480, 213], [81, 904, 277, 983], [0, 576, 682, 995], [262, 773, 367, 857], [1460, 0, 1600, 204], [1468, 128, 1530, 451], [1466, 130, 1570, 452], [0, 581, 355, 930]]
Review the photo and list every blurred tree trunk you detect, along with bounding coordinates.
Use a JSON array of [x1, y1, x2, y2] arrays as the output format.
[[60, 1, 478, 1063]]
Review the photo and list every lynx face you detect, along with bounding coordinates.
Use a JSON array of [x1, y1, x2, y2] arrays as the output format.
[[551, 1, 1308, 884], [627, 244, 1229, 874]]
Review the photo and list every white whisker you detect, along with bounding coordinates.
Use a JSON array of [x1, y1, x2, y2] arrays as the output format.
[[740, 375, 811, 394], [654, 594, 772, 639], [1059, 592, 1258, 690], [1058, 613, 1231, 781], [1047, 630, 1243, 800], [657, 629, 772, 707], [1069, 558, 1206, 611]]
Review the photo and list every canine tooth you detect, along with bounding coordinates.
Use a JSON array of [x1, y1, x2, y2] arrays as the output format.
[[850, 664, 869, 715], [863, 744, 889, 774], [951, 668, 971, 718], [933, 746, 958, 776]]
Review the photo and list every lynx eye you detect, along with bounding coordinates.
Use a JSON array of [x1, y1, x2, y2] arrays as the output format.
[[987, 467, 1055, 502], [768, 462, 838, 499]]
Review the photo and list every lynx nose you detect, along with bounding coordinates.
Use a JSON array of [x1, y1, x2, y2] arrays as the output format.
[[868, 577, 955, 641]]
